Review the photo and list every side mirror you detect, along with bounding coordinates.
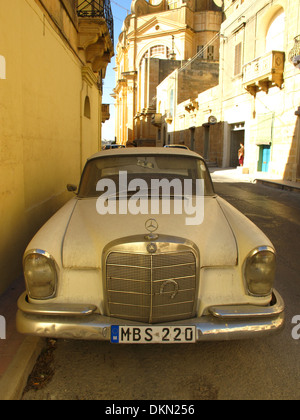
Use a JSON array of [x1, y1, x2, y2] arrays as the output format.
[[67, 184, 78, 193]]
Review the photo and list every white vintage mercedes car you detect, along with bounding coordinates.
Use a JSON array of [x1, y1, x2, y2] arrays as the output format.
[[17, 148, 284, 343]]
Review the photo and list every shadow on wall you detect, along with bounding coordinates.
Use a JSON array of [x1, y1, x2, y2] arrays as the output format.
[[283, 108, 300, 181]]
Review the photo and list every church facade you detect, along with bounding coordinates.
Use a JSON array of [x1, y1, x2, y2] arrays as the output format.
[[113, 0, 223, 146]]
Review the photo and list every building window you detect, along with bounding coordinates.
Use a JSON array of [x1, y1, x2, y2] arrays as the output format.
[[150, 45, 165, 57], [140, 45, 170, 63], [197, 45, 205, 58], [234, 42, 242, 76], [84, 96, 91, 119], [0, 55, 6, 79], [168, 0, 178, 10], [266, 9, 285, 52], [207, 46, 214, 61], [197, 45, 214, 60]]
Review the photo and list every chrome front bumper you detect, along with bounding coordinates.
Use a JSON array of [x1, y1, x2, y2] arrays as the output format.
[[16, 290, 285, 342]]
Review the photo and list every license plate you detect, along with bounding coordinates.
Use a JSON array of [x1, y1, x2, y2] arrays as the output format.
[[111, 326, 196, 344]]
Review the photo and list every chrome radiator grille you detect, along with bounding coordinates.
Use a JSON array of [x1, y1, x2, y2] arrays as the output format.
[[106, 251, 197, 323]]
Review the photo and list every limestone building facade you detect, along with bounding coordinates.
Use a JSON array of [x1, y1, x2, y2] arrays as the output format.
[[220, 0, 300, 179], [113, 0, 223, 145], [155, 0, 300, 180]]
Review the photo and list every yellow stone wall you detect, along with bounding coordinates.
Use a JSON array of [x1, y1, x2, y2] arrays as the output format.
[[0, 0, 104, 294]]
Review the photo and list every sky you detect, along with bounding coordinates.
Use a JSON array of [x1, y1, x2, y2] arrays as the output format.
[[102, 0, 133, 142]]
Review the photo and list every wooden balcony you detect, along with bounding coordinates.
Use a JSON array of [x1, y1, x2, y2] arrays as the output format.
[[102, 104, 110, 123], [151, 113, 163, 127], [243, 51, 285, 96]]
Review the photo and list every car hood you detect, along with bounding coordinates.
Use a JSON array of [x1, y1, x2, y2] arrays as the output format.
[[62, 197, 237, 268]]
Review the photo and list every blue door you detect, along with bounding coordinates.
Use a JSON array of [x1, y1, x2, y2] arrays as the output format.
[[258, 145, 271, 172], [262, 146, 271, 172]]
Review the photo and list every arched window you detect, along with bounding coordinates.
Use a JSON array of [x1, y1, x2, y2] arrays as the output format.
[[0, 55, 6, 79], [150, 45, 170, 58], [140, 45, 171, 64], [266, 9, 285, 52], [84, 96, 91, 119]]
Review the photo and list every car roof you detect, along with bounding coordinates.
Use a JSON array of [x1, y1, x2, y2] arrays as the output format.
[[87, 147, 203, 161]]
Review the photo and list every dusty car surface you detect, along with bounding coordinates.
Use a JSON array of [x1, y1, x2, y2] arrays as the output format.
[[17, 148, 284, 343]]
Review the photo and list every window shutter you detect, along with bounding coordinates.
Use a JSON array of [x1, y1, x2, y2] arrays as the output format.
[[234, 43, 242, 76]]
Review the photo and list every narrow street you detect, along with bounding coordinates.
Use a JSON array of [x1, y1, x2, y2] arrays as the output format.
[[22, 177, 300, 401]]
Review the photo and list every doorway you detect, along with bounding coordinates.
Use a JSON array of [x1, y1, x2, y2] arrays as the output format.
[[204, 126, 209, 159], [257, 145, 271, 172], [230, 124, 245, 167], [190, 127, 195, 151]]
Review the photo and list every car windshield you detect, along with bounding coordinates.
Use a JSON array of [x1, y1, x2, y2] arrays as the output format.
[[78, 154, 215, 198]]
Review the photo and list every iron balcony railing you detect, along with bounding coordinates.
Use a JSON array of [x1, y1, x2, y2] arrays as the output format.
[[77, 0, 114, 45]]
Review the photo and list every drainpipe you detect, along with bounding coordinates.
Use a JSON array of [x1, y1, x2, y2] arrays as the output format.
[[98, 87, 102, 151], [80, 79, 84, 175], [133, 14, 137, 141], [295, 107, 300, 181]]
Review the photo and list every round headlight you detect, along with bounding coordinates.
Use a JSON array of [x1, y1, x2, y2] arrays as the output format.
[[23, 251, 58, 300], [244, 247, 276, 296]]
